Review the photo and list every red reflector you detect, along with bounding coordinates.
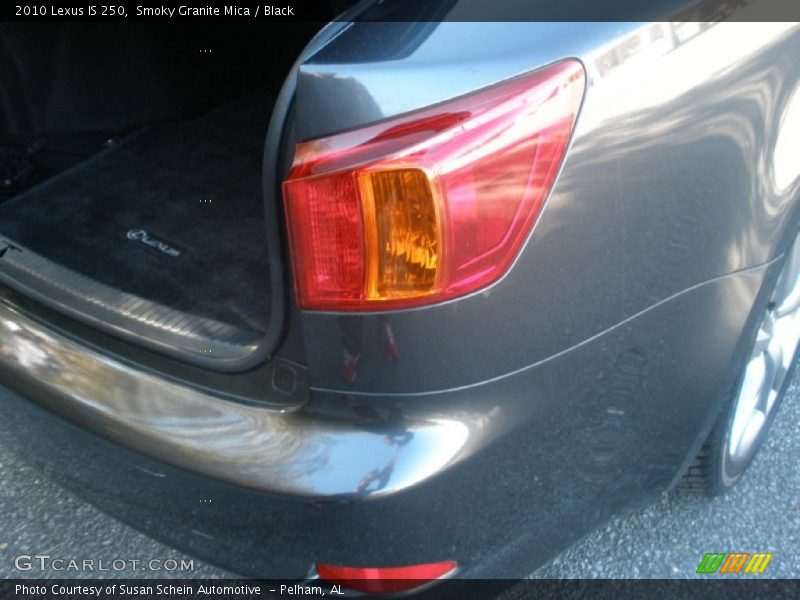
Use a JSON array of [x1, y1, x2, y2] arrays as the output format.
[[316, 561, 458, 594], [283, 60, 585, 310]]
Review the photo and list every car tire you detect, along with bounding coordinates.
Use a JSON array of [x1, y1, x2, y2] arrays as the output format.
[[679, 228, 800, 496]]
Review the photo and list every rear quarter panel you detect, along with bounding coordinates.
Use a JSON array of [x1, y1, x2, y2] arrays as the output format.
[[292, 17, 800, 395]]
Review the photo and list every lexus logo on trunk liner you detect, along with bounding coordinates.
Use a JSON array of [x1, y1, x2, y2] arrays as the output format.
[[126, 229, 182, 257]]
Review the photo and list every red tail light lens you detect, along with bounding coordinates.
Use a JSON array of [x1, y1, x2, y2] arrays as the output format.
[[283, 60, 585, 310], [316, 561, 458, 594]]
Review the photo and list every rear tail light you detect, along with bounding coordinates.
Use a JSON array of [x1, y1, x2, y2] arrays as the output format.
[[316, 561, 458, 594], [283, 60, 585, 311]]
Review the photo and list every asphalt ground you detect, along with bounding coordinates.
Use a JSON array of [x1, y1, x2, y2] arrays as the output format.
[[529, 371, 800, 579], [0, 372, 797, 583]]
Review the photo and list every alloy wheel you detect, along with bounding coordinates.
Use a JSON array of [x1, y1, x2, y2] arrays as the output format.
[[723, 232, 800, 483]]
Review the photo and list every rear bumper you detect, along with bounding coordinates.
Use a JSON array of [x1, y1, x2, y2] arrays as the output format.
[[0, 296, 489, 500], [0, 264, 769, 577]]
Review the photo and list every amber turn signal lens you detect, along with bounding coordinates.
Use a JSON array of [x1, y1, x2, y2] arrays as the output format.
[[360, 169, 439, 301]]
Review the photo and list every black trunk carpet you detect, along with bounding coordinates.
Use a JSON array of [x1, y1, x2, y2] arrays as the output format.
[[0, 92, 275, 337]]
